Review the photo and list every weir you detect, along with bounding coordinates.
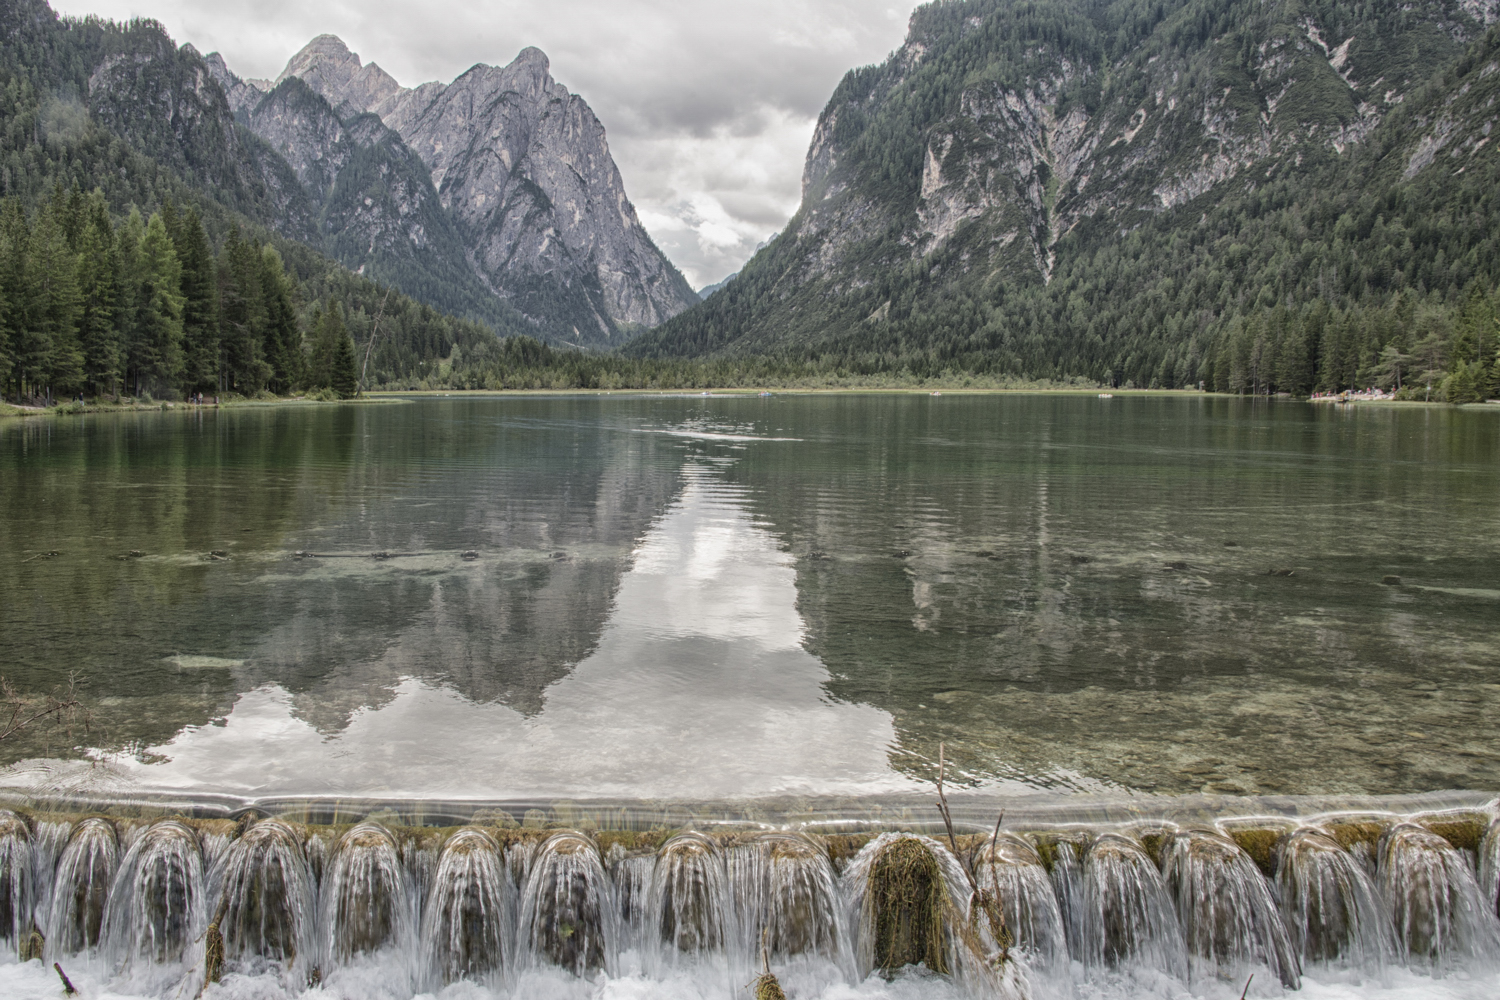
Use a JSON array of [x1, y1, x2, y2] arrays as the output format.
[[0, 796, 1498, 998]]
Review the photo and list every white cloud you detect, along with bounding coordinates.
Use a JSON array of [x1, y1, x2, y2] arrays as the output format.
[[52, 0, 919, 287]]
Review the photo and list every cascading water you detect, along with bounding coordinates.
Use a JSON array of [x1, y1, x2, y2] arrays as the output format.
[[648, 831, 732, 965], [971, 831, 1067, 970], [1159, 829, 1300, 988], [517, 830, 615, 976], [0, 809, 34, 950], [1276, 827, 1392, 971], [608, 848, 655, 951], [728, 832, 847, 965], [319, 821, 416, 984], [45, 816, 119, 957], [100, 820, 206, 968], [1480, 819, 1500, 921], [1377, 822, 1500, 970], [5, 808, 1500, 1000], [1082, 832, 1186, 978], [211, 818, 318, 976], [1042, 833, 1089, 962], [420, 827, 511, 987]]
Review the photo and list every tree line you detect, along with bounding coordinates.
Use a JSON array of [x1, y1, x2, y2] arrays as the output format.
[[0, 184, 367, 403]]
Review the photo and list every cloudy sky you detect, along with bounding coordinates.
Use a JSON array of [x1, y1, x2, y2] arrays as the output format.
[[51, 0, 921, 288]]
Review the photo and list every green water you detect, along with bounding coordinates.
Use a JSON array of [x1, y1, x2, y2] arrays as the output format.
[[1, 394, 1497, 801]]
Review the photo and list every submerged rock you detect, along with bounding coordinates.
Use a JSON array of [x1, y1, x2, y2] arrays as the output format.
[[1082, 833, 1185, 977], [0, 810, 35, 948], [46, 817, 119, 956], [1378, 823, 1500, 968], [321, 822, 412, 963], [971, 832, 1067, 968], [102, 820, 206, 965], [650, 831, 729, 958], [422, 827, 509, 985], [519, 830, 612, 975], [1276, 827, 1391, 969], [214, 819, 317, 969], [729, 832, 845, 963], [1160, 829, 1300, 988]]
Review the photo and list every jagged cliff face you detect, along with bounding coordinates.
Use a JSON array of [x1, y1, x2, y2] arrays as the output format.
[[212, 36, 697, 346], [632, 0, 1499, 359], [807, 0, 1496, 292]]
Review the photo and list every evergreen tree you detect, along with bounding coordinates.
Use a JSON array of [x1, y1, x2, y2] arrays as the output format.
[[173, 206, 219, 395], [307, 305, 333, 389], [75, 197, 120, 396], [259, 246, 303, 393], [217, 228, 271, 394], [23, 201, 84, 397], [131, 212, 185, 397], [330, 308, 359, 399]]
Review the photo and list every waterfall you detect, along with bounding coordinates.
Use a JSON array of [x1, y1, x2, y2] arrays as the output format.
[[1276, 827, 1392, 971], [1042, 833, 1089, 961], [45, 816, 119, 957], [211, 818, 318, 976], [1481, 819, 1500, 921], [420, 827, 510, 987], [648, 831, 732, 965], [608, 847, 654, 952], [1082, 832, 1186, 978], [101, 820, 206, 968], [972, 832, 1067, 970], [729, 832, 847, 965], [319, 821, 417, 983], [4, 806, 1500, 999], [1378, 822, 1500, 970], [517, 830, 615, 976], [0, 809, 35, 950], [1160, 829, 1300, 988]]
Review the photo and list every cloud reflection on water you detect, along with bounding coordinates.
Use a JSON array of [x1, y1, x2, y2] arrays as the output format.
[[96, 464, 913, 799]]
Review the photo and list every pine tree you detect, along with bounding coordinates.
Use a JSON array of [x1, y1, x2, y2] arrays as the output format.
[[330, 310, 359, 399], [75, 197, 121, 396], [132, 212, 185, 397], [308, 305, 333, 390], [24, 201, 84, 398], [173, 206, 219, 395], [259, 246, 302, 393], [217, 228, 270, 394]]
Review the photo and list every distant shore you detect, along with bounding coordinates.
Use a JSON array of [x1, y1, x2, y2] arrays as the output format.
[[6, 386, 1495, 420]]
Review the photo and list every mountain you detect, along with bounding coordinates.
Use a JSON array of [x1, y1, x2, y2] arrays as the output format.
[[214, 36, 698, 347], [629, 0, 1500, 390], [698, 273, 737, 299]]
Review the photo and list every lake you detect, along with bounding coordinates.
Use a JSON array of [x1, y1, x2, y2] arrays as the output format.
[[3, 393, 1497, 807]]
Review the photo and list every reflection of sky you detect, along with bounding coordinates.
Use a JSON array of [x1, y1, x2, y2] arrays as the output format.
[[75, 464, 917, 799]]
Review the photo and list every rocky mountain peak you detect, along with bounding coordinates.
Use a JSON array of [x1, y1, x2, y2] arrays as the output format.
[[211, 35, 698, 345], [276, 33, 402, 116]]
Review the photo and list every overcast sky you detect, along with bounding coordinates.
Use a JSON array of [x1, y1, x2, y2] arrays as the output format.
[[51, 0, 920, 288]]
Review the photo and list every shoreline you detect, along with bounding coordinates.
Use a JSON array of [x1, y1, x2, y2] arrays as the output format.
[[5, 388, 1495, 420]]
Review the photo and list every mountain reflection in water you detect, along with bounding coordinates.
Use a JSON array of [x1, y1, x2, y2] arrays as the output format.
[[2, 394, 1498, 800], [71, 464, 911, 798]]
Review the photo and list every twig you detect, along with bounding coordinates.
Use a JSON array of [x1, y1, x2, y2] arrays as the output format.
[[1239, 973, 1254, 1000], [935, 741, 959, 855], [357, 286, 394, 397], [0, 674, 87, 744], [54, 962, 78, 995]]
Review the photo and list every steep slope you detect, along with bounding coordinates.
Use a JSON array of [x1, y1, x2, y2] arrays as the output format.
[[234, 74, 532, 332], [248, 36, 698, 347], [631, 0, 1500, 384]]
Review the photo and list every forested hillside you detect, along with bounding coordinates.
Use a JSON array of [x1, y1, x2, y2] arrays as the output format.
[[0, 0, 512, 402], [628, 0, 1500, 400]]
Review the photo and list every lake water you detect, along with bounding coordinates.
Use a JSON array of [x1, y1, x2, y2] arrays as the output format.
[[2, 392, 1497, 805], [3, 393, 1500, 1000]]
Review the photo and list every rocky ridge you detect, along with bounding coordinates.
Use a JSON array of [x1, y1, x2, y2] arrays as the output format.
[[209, 36, 696, 346], [630, 0, 1500, 361]]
